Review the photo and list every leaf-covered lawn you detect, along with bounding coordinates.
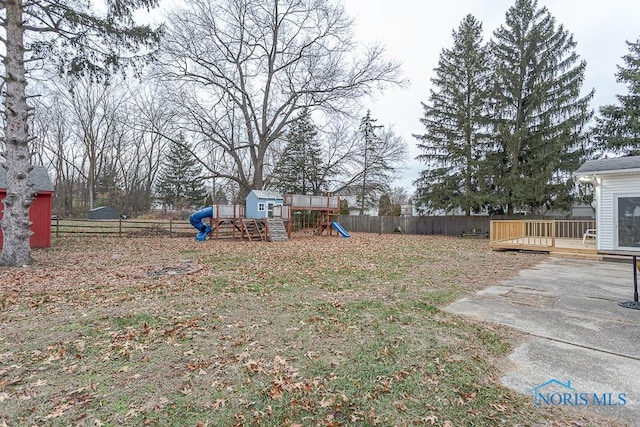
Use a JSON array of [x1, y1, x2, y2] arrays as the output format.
[[0, 234, 625, 426]]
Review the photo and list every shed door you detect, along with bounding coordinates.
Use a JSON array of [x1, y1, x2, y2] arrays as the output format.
[[267, 202, 274, 218], [616, 196, 640, 249]]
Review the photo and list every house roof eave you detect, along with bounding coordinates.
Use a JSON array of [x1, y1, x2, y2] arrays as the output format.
[[575, 167, 640, 178]]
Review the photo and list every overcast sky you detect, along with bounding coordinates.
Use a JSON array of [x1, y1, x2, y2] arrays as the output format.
[[342, 0, 640, 192]]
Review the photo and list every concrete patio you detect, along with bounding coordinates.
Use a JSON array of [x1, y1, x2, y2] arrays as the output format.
[[445, 257, 640, 424]]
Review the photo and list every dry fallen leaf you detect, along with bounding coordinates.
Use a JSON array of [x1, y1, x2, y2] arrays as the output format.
[[424, 414, 438, 425], [212, 398, 226, 409], [319, 397, 333, 408], [394, 400, 408, 411]]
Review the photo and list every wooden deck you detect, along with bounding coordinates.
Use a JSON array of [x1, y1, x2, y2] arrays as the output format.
[[490, 219, 600, 259]]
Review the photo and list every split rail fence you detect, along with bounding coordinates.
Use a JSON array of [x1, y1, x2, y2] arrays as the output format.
[[50, 218, 194, 238]]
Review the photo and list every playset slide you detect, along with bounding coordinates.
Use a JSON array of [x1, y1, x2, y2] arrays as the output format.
[[331, 221, 350, 238], [189, 206, 213, 241]]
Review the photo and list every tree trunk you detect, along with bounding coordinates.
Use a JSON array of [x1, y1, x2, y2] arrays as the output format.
[[1, 0, 34, 266]]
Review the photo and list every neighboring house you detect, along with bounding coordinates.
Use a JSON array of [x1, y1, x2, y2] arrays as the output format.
[[538, 203, 595, 219], [245, 190, 284, 219], [0, 165, 54, 248], [571, 202, 596, 219], [340, 194, 410, 216], [575, 156, 640, 251], [400, 203, 415, 217], [338, 195, 377, 216]]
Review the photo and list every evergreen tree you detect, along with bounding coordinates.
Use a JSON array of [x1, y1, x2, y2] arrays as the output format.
[[358, 111, 382, 215], [378, 193, 401, 216], [270, 110, 328, 195], [339, 199, 350, 215], [490, 0, 592, 214], [156, 139, 207, 210], [594, 39, 640, 155], [378, 193, 392, 216], [414, 14, 492, 215]]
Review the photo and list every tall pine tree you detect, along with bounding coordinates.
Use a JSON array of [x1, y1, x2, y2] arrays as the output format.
[[156, 140, 206, 210], [594, 39, 640, 156], [414, 14, 492, 215], [270, 110, 328, 195], [490, 0, 592, 214]]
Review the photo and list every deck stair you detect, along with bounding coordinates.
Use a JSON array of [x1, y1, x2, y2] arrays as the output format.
[[266, 218, 288, 242], [242, 218, 264, 241]]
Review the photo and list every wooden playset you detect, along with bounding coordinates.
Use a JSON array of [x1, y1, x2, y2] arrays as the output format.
[[190, 192, 347, 242]]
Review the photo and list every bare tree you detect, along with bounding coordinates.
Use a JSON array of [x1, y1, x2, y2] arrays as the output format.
[[332, 111, 407, 215], [31, 90, 84, 216], [33, 77, 172, 216], [64, 78, 128, 210], [158, 0, 402, 198], [121, 81, 174, 215]]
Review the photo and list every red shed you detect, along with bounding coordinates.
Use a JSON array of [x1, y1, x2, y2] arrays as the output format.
[[0, 165, 54, 248]]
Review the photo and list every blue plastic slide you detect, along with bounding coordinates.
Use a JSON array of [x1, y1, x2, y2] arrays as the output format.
[[189, 207, 213, 241], [331, 221, 350, 238]]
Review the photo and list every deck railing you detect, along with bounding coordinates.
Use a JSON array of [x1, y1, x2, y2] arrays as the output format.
[[283, 194, 340, 210], [554, 219, 596, 239], [212, 204, 245, 219], [490, 219, 596, 249]]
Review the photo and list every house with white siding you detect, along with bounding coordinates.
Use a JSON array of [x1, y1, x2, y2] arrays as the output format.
[[575, 156, 640, 252]]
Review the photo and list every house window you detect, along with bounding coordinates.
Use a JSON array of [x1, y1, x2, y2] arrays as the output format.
[[258, 202, 265, 212], [617, 196, 640, 248]]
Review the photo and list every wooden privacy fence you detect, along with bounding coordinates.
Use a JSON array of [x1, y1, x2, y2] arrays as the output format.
[[337, 215, 493, 236]]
